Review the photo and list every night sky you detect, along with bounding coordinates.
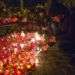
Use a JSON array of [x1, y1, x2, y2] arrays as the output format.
[[7, 0, 47, 7]]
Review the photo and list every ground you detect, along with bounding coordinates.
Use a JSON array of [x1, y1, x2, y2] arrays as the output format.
[[30, 44, 75, 75]]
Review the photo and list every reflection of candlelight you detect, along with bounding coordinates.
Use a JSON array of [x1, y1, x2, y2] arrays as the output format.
[[0, 61, 3, 73], [20, 43, 25, 49], [35, 32, 41, 40], [0, 69, 2, 73], [21, 31, 25, 37], [35, 58, 39, 67], [14, 48, 18, 54], [26, 64, 32, 69], [12, 43, 17, 47], [31, 38, 35, 43]]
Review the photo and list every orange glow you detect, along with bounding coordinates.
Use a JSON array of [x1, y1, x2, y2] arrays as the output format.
[[0, 31, 49, 74], [26, 64, 32, 69]]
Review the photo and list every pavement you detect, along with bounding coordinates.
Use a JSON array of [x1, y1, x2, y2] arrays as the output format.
[[30, 44, 75, 75]]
